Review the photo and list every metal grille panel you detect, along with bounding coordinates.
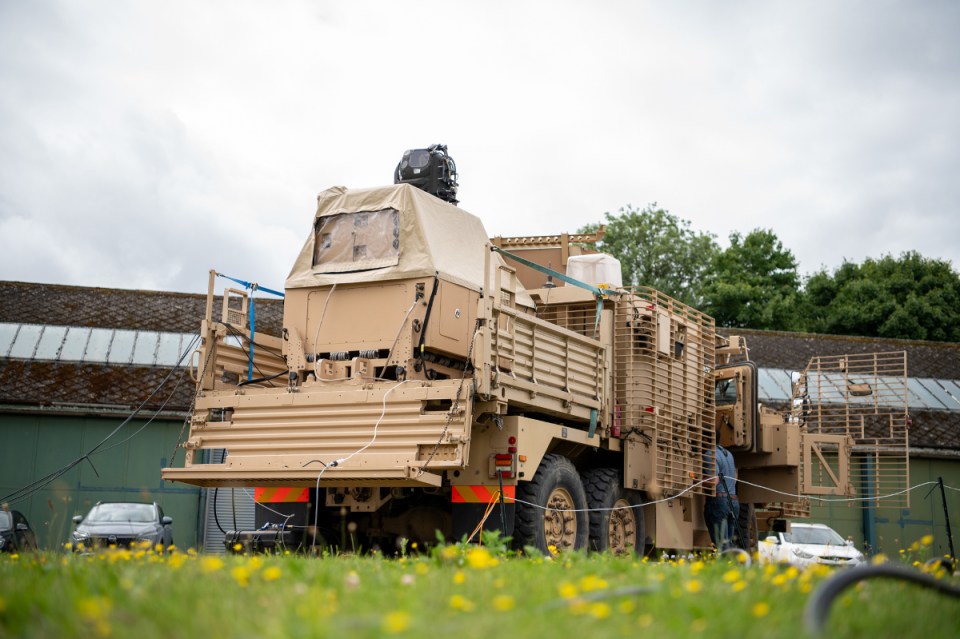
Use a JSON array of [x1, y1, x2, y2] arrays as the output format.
[[614, 287, 716, 496], [792, 351, 910, 508]]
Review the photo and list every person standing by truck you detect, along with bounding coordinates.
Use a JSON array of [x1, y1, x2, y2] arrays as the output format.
[[705, 443, 740, 550]]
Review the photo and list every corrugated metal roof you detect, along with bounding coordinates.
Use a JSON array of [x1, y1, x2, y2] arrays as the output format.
[[1, 322, 199, 367]]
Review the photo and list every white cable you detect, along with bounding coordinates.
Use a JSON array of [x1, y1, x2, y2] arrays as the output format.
[[510, 476, 949, 514], [311, 283, 337, 379], [510, 476, 718, 513], [336, 379, 413, 467], [379, 297, 420, 379]]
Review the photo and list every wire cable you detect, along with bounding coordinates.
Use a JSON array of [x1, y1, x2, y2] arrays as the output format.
[[1, 333, 200, 506], [804, 563, 960, 635], [311, 284, 337, 379]]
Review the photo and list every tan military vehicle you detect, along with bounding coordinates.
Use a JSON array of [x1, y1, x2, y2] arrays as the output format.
[[163, 148, 908, 554]]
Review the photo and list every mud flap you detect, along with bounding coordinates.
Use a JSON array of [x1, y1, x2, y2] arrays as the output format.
[[451, 502, 516, 542]]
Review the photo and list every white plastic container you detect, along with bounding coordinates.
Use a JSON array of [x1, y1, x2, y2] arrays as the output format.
[[565, 253, 623, 288]]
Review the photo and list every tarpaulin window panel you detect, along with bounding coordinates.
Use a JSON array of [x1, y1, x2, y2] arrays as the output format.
[[312, 209, 400, 273]]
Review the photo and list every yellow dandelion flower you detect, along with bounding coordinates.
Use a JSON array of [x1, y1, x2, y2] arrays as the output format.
[[579, 575, 609, 592], [732, 580, 747, 593], [685, 580, 703, 594], [415, 562, 429, 575], [547, 544, 559, 557], [441, 545, 459, 561], [558, 582, 579, 599], [771, 574, 788, 587], [691, 560, 705, 575], [453, 570, 466, 585], [752, 602, 770, 618], [920, 534, 934, 547], [449, 594, 475, 612], [77, 596, 112, 618], [201, 557, 224, 573], [722, 569, 740, 583], [589, 602, 612, 619], [466, 547, 498, 570], [262, 566, 282, 582], [492, 594, 515, 611], [232, 543, 243, 553], [382, 611, 411, 634], [232, 566, 251, 587], [167, 553, 187, 569]]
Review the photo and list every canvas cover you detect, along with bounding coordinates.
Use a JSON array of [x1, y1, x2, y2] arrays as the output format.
[[286, 184, 502, 292]]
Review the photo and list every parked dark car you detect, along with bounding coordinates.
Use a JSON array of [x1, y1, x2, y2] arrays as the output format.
[[71, 502, 173, 551], [0, 509, 39, 553]]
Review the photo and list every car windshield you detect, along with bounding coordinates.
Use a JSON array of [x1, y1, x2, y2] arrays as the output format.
[[85, 503, 157, 523], [785, 526, 846, 545], [0, 512, 10, 529]]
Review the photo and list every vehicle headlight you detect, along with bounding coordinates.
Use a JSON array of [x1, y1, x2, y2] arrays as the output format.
[[0, 536, 6, 549], [792, 549, 815, 560]]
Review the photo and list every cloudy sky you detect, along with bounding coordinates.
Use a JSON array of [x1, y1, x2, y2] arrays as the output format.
[[1, 1, 957, 295]]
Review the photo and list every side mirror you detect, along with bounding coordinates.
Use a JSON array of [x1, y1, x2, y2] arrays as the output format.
[[161, 516, 173, 526], [72, 515, 83, 525]]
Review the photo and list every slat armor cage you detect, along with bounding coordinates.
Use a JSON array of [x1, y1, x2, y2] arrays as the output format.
[[793, 351, 910, 509], [613, 287, 716, 496]]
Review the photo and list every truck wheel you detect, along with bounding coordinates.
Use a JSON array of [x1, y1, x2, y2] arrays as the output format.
[[515, 454, 588, 554], [583, 467, 645, 554]]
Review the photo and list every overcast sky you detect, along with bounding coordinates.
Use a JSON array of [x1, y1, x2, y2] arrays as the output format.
[[1, 1, 957, 295]]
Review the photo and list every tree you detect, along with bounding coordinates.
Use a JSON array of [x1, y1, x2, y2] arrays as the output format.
[[701, 229, 802, 330], [799, 252, 960, 341], [578, 204, 718, 307]]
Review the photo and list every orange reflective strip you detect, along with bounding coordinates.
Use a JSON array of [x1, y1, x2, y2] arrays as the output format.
[[255, 487, 309, 503], [451, 485, 516, 503]]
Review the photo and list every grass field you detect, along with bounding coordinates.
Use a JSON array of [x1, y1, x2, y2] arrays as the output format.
[[1, 537, 957, 639]]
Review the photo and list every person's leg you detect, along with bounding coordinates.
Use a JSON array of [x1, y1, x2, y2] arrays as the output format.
[[704, 498, 724, 548]]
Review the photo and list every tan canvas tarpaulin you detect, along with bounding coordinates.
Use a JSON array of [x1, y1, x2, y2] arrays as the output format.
[[285, 184, 518, 296]]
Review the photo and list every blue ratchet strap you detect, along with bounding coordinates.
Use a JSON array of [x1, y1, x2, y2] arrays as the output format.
[[490, 246, 613, 438], [216, 273, 285, 299], [216, 273, 285, 380]]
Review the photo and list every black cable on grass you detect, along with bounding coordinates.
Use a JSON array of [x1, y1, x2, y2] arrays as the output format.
[[804, 563, 960, 635]]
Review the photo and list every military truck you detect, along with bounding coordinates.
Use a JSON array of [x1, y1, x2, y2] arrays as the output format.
[[163, 153, 908, 555]]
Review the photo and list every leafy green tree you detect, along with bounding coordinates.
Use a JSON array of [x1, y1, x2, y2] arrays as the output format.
[[800, 252, 960, 341], [701, 229, 802, 330], [578, 204, 719, 307]]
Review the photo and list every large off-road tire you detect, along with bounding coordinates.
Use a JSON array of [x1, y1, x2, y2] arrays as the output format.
[[514, 454, 588, 554], [583, 467, 645, 555]]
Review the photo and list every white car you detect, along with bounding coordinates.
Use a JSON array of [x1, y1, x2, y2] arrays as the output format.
[[758, 522, 864, 567]]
